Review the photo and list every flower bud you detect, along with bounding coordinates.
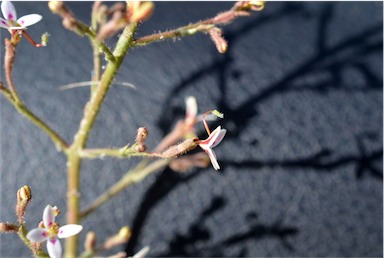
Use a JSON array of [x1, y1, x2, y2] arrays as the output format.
[[118, 226, 131, 241], [126, 1, 154, 23], [17, 185, 32, 203], [48, 1, 74, 17], [209, 27, 228, 54], [235, 1, 265, 12], [103, 226, 131, 250], [16, 185, 32, 223], [84, 231, 97, 251], [41, 33, 49, 47], [135, 127, 148, 152], [0, 223, 19, 233]]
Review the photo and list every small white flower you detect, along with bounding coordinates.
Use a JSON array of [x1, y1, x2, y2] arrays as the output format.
[[198, 126, 227, 170], [0, 1, 42, 31], [26, 205, 83, 258]]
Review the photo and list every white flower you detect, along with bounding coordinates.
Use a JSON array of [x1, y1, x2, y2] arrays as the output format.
[[198, 126, 227, 170], [0, 1, 42, 31], [26, 205, 83, 258]]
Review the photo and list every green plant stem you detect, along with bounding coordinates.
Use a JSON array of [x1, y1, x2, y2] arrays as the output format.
[[0, 85, 68, 151], [80, 159, 169, 219], [64, 23, 138, 258], [77, 21, 115, 63], [79, 147, 151, 159], [91, 48, 101, 95], [133, 22, 214, 47], [91, 5, 101, 95]]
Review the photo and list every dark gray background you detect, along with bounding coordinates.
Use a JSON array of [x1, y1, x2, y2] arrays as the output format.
[[0, 2, 382, 257]]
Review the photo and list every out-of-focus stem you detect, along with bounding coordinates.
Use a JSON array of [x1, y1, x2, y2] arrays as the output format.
[[80, 159, 169, 219], [0, 83, 69, 151]]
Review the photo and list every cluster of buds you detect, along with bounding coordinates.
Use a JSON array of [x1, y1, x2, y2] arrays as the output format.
[[93, 1, 154, 41], [48, 1, 86, 35], [134, 127, 148, 152]]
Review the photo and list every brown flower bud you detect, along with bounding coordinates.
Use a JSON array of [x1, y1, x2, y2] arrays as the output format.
[[134, 127, 148, 152], [16, 185, 32, 222], [0, 223, 19, 233]]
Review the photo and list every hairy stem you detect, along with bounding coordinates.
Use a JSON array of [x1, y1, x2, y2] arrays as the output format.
[[79, 147, 151, 159], [64, 23, 138, 258]]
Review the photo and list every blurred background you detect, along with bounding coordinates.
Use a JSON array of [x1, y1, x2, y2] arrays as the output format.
[[1, 2, 382, 257]]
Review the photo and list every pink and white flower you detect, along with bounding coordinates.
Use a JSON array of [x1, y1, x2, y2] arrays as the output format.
[[26, 205, 83, 258], [198, 126, 227, 170], [0, 1, 42, 31]]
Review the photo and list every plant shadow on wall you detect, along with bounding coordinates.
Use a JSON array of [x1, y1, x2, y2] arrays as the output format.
[[125, 2, 382, 256]]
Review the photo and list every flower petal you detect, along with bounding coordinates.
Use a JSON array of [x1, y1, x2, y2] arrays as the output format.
[[185, 96, 198, 118], [210, 129, 226, 148], [199, 126, 222, 147], [58, 224, 83, 239], [43, 205, 55, 229], [133, 246, 150, 258], [1, 1, 17, 22], [26, 228, 48, 243], [206, 147, 220, 170], [0, 17, 9, 28], [47, 238, 62, 258], [17, 14, 42, 27]]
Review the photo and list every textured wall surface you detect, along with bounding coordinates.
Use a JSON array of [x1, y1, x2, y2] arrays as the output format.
[[0, 2, 382, 257]]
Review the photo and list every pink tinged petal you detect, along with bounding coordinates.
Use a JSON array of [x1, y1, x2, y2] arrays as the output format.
[[206, 147, 220, 170], [133, 246, 150, 258], [210, 129, 226, 148], [58, 224, 83, 239], [43, 205, 55, 228], [17, 14, 42, 27], [47, 238, 62, 258], [199, 126, 222, 147], [0, 17, 9, 28], [26, 228, 48, 243], [1, 1, 17, 21]]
